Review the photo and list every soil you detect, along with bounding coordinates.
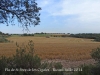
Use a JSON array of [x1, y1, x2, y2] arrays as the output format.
[[42, 59, 97, 68]]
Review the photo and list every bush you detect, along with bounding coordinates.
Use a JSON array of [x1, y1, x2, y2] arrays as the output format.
[[90, 47, 100, 75], [46, 36, 50, 38], [71, 47, 100, 75], [71, 64, 93, 75], [94, 37, 100, 42], [0, 36, 9, 43], [0, 40, 63, 75], [91, 47, 100, 63]]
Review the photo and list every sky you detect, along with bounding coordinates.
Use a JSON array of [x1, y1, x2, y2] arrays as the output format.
[[1, 0, 100, 34]]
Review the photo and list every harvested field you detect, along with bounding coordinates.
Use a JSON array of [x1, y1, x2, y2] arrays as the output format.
[[0, 37, 100, 61]]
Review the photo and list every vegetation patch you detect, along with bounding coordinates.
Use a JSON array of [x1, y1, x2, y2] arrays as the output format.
[[0, 36, 10, 43], [70, 33, 100, 42], [0, 40, 63, 75], [0, 31, 11, 43]]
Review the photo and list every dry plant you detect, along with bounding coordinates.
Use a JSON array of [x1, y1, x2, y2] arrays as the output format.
[[0, 37, 100, 61]]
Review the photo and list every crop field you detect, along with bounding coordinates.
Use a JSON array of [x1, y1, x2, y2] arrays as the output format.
[[0, 36, 100, 61]]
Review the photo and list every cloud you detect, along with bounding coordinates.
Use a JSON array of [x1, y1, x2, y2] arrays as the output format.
[[41, 0, 100, 22]]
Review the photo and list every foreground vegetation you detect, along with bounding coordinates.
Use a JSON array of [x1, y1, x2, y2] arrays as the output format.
[[0, 32, 100, 75], [0, 40, 63, 75], [0, 40, 100, 75], [71, 47, 100, 75]]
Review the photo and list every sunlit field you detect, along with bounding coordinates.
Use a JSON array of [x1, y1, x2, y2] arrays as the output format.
[[0, 36, 100, 61]]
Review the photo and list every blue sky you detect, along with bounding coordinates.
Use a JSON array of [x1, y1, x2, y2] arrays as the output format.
[[1, 0, 100, 34]]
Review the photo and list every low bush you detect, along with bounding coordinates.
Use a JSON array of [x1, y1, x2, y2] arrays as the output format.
[[0, 36, 9, 43], [72, 47, 100, 75], [46, 36, 50, 38], [94, 37, 100, 42], [0, 40, 63, 75]]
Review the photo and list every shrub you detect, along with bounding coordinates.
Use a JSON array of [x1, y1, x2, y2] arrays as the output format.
[[90, 47, 100, 75], [71, 47, 100, 75], [54, 62, 62, 69], [0, 36, 9, 43], [0, 40, 63, 75], [46, 36, 50, 38], [91, 47, 100, 63], [94, 37, 100, 42]]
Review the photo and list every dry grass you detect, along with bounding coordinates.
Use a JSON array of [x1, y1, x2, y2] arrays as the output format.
[[0, 37, 100, 61]]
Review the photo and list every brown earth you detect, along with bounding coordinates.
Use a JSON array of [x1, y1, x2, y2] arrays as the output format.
[[42, 59, 96, 68]]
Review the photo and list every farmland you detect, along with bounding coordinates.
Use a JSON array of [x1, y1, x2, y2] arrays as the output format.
[[0, 36, 100, 61]]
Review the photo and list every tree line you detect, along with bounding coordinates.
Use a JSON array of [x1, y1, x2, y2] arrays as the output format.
[[70, 33, 100, 42]]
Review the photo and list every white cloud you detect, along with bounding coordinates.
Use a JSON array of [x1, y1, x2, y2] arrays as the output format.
[[33, 0, 100, 33], [41, 0, 100, 22]]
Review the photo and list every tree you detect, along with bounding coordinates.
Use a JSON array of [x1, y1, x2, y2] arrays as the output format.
[[0, 0, 41, 31]]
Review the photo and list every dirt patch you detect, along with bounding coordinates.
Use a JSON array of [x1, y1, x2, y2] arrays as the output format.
[[42, 59, 97, 68]]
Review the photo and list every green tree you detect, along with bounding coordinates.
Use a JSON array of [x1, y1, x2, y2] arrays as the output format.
[[0, 0, 41, 30]]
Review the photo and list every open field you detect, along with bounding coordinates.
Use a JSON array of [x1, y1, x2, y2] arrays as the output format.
[[0, 36, 100, 61]]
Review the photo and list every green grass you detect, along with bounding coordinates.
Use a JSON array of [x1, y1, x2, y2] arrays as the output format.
[[10, 35, 21, 37], [34, 34, 50, 37]]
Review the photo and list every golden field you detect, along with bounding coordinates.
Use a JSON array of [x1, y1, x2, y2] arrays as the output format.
[[0, 36, 100, 61]]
